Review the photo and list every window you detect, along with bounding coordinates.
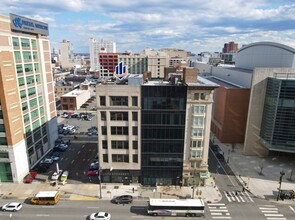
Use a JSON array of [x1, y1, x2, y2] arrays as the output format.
[[40, 106, 44, 114], [112, 154, 129, 163], [102, 140, 107, 149], [38, 96, 43, 105], [101, 111, 106, 121], [12, 37, 19, 47], [32, 120, 40, 130], [0, 124, 5, 132], [18, 77, 25, 86], [194, 93, 206, 100], [132, 126, 138, 135], [193, 116, 204, 126], [111, 126, 128, 135], [0, 152, 9, 158], [101, 126, 107, 135], [21, 38, 30, 48], [23, 114, 30, 123], [192, 128, 203, 137], [33, 52, 38, 60], [133, 141, 138, 149], [110, 112, 128, 121], [110, 96, 128, 106], [20, 90, 26, 99], [34, 63, 39, 72], [100, 96, 106, 106], [31, 109, 39, 119], [28, 88, 36, 96], [193, 105, 205, 114], [0, 137, 7, 145], [36, 74, 41, 83], [14, 51, 21, 61], [103, 154, 108, 162], [31, 39, 37, 49], [133, 154, 138, 163], [26, 75, 35, 85], [132, 112, 138, 121], [111, 141, 129, 149], [22, 102, 28, 111], [132, 96, 138, 106], [24, 64, 33, 72], [16, 65, 23, 74], [191, 140, 202, 148], [23, 51, 32, 60]]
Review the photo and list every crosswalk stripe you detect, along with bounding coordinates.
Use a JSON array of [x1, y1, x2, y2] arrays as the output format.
[[265, 218, 286, 220], [244, 191, 254, 202], [261, 210, 278, 213], [212, 217, 232, 219], [224, 191, 232, 202], [264, 214, 284, 217], [259, 207, 278, 210], [208, 203, 226, 206], [210, 210, 229, 212]]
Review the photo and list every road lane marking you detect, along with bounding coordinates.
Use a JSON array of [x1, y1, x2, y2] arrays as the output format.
[[36, 214, 50, 216], [289, 205, 295, 213], [212, 217, 232, 219], [244, 191, 254, 202], [264, 214, 284, 217], [259, 207, 278, 210], [224, 191, 231, 202], [208, 203, 226, 206]]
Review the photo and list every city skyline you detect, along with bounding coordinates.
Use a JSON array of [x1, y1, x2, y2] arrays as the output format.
[[1, 0, 295, 54]]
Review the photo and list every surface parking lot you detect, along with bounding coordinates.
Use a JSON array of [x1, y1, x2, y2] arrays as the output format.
[[34, 142, 100, 184]]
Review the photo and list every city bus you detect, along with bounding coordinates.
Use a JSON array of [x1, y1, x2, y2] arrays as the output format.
[[30, 191, 60, 205], [147, 198, 205, 217]]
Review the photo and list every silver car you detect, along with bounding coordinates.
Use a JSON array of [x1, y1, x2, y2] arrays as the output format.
[[1, 202, 22, 212]]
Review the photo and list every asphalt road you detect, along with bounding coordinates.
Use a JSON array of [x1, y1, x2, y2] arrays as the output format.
[[1, 198, 294, 220]]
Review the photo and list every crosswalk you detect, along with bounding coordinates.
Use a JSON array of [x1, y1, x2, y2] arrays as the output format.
[[223, 190, 254, 203], [258, 205, 286, 220], [207, 203, 231, 219]]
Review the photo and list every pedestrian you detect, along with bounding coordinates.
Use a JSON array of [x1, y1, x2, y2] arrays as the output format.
[[132, 187, 134, 193]]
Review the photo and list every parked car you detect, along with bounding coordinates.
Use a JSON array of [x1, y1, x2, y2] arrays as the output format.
[[211, 144, 219, 152], [50, 155, 60, 161], [87, 169, 99, 176], [216, 151, 225, 161], [51, 170, 63, 181], [90, 212, 111, 220], [60, 170, 69, 182], [40, 158, 53, 165], [1, 202, 22, 212], [23, 171, 38, 183], [90, 162, 99, 170], [111, 195, 133, 204]]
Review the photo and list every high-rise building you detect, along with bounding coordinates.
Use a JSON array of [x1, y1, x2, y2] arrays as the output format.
[[0, 14, 58, 182], [222, 41, 238, 53], [60, 39, 75, 68], [89, 38, 116, 71], [118, 53, 148, 75]]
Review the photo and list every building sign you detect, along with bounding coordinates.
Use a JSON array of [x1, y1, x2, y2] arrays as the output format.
[[114, 62, 128, 80], [10, 13, 49, 36]]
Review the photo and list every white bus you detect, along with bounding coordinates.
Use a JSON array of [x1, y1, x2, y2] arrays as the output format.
[[147, 198, 205, 217]]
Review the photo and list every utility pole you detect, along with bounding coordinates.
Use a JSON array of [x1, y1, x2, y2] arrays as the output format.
[[98, 166, 102, 199]]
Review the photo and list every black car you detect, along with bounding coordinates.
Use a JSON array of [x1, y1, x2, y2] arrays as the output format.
[[111, 195, 133, 204], [216, 152, 225, 161], [211, 144, 219, 152], [34, 164, 50, 173]]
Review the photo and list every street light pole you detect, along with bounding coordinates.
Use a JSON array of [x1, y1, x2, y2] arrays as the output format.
[[99, 167, 102, 199], [276, 170, 285, 201]]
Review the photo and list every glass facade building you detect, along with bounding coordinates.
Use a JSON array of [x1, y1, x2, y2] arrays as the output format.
[[141, 85, 187, 185], [260, 78, 295, 152]]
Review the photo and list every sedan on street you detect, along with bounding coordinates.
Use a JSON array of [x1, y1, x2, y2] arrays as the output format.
[[1, 202, 22, 212], [87, 169, 99, 176], [90, 212, 111, 220], [111, 195, 133, 204]]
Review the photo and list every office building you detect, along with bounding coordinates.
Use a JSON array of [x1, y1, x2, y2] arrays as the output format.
[[222, 41, 238, 53], [118, 53, 148, 75], [0, 14, 57, 182], [96, 64, 216, 186], [60, 39, 75, 68], [89, 38, 116, 71]]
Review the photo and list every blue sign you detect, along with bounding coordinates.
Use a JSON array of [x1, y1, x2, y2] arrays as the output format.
[[114, 62, 128, 80], [10, 13, 49, 36]]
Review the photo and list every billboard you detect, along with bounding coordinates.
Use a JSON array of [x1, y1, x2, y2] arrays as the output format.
[[10, 13, 49, 36]]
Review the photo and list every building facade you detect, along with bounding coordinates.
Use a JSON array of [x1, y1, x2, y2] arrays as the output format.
[[0, 14, 57, 182], [118, 54, 148, 75], [222, 41, 238, 53], [96, 68, 216, 186], [59, 39, 75, 68], [89, 38, 116, 71], [99, 53, 119, 77]]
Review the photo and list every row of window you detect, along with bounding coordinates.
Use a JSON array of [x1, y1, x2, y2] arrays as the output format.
[[100, 111, 138, 121], [102, 140, 138, 149], [101, 126, 138, 135], [12, 37, 37, 49], [16, 63, 40, 73], [102, 154, 138, 163], [100, 96, 138, 107]]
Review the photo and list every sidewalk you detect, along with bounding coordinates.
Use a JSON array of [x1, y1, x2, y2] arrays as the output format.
[[214, 137, 295, 204], [0, 179, 222, 203]]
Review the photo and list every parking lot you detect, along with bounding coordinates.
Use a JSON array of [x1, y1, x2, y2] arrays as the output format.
[[33, 142, 100, 184]]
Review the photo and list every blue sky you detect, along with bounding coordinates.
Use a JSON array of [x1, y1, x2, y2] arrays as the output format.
[[1, 0, 295, 54]]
